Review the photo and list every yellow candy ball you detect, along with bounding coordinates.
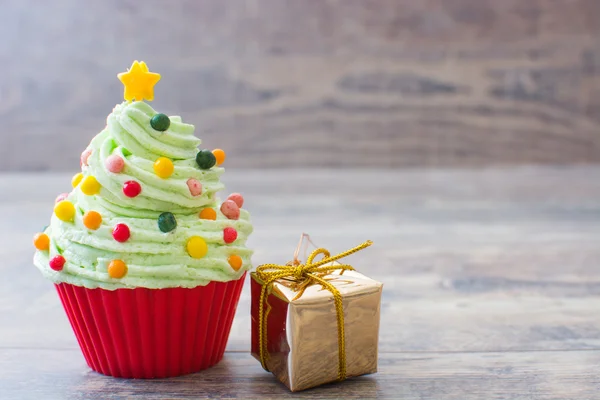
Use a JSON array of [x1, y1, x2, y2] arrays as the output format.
[[71, 172, 83, 188], [54, 200, 76, 222], [108, 259, 128, 279], [33, 233, 50, 251], [153, 157, 174, 179], [80, 176, 101, 196], [187, 236, 208, 259], [212, 149, 226, 166]]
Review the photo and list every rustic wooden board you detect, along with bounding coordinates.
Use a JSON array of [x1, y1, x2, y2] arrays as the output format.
[[1, 1, 600, 171], [1, 349, 599, 400], [1, 167, 599, 398]]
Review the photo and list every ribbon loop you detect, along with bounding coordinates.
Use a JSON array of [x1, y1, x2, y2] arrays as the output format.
[[306, 248, 331, 266], [255, 239, 373, 381]]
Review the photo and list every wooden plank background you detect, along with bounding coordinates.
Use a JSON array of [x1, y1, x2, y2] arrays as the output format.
[[1, 0, 600, 171]]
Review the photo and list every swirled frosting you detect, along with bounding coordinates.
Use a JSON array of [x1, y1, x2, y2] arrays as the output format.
[[33, 101, 253, 290]]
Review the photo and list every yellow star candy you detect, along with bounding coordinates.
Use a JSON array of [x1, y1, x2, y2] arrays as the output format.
[[117, 61, 161, 102]]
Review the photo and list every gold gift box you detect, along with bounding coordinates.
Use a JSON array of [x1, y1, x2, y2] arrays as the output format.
[[251, 268, 383, 391]]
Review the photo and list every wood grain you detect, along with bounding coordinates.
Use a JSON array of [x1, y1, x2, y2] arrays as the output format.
[[1, 1, 600, 171], [1, 349, 599, 400], [1, 166, 600, 398]]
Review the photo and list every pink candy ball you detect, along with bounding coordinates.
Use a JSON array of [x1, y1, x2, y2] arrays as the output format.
[[186, 178, 203, 197], [105, 155, 125, 173], [55, 193, 69, 203], [80, 149, 92, 167], [220, 200, 240, 220], [227, 193, 244, 208]]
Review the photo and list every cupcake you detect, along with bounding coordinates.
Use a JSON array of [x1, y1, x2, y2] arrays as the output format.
[[32, 61, 253, 378]]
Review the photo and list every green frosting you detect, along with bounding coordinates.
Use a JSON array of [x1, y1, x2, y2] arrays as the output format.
[[33, 101, 253, 290]]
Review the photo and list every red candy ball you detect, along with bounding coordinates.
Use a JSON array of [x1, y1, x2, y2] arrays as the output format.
[[123, 180, 142, 198], [223, 227, 238, 244], [112, 223, 131, 242], [49, 255, 66, 271]]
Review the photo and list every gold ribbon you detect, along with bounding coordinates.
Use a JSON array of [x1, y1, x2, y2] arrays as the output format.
[[255, 239, 373, 381]]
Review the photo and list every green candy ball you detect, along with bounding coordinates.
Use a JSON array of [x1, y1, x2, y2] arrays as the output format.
[[158, 212, 177, 233], [196, 150, 216, 170], [151, 113, 171, 132]]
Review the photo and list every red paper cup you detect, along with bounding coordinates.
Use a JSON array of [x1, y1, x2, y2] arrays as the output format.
[[54, 272, 246, 379]]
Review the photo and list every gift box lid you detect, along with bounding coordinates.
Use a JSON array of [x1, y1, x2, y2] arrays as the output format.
[[263, 269, 382, 305]]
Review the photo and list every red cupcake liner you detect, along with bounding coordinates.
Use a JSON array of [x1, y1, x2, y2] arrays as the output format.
[[55, 273, 246, 379]]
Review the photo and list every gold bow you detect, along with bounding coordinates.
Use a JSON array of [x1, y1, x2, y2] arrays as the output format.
[[255, 239, 373, 381]]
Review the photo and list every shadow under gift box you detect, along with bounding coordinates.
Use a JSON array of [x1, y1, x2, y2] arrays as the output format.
[[250, 270, 383, 392]]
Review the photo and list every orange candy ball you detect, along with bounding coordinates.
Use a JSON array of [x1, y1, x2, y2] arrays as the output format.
[[199, 208, 217, 220], [83, 211, 102, 230], [228, 254, 243, 271], [33, 233, 50, 251], [108, 259, 127, 279], [212, 149, 226, 166]]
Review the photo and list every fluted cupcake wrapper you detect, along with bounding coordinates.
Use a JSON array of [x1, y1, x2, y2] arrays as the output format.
[[54, 273, 246, 379]]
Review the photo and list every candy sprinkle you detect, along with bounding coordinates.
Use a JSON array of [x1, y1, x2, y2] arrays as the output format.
[[158, 212, 177, 233], [71, 173, 83, 188], [105, 154, 125, 173], [49, 255, 66, 271], [123, 180, 142, 198], [55, 193, 69, 204], [220, 200, 240, 220], [150, 113, 170, 131], [112, 223, 131, 242], [196, 149, 216, 170], [199, 208, 217, 220], [187, 236, 208, 259], [108, 259, 128, 279], [54, 200, 76, 222], [212, 149, 226, 166], [83, 211, 102, 230], [187, 178, 202, 197], [228, 254, 243, 271], [33, 233, 50, 251], [154, 157, 174, 179], [80, 176, 101, 196], [80, 149, 92, 167], [223, 227, 238, 244], [227, 193, 244, 208]]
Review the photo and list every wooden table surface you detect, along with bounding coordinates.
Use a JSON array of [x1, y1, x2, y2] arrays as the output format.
[[1, 167, 599, 399]]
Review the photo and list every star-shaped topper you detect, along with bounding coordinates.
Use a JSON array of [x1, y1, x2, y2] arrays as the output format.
[[117, 61, 161, 102]]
